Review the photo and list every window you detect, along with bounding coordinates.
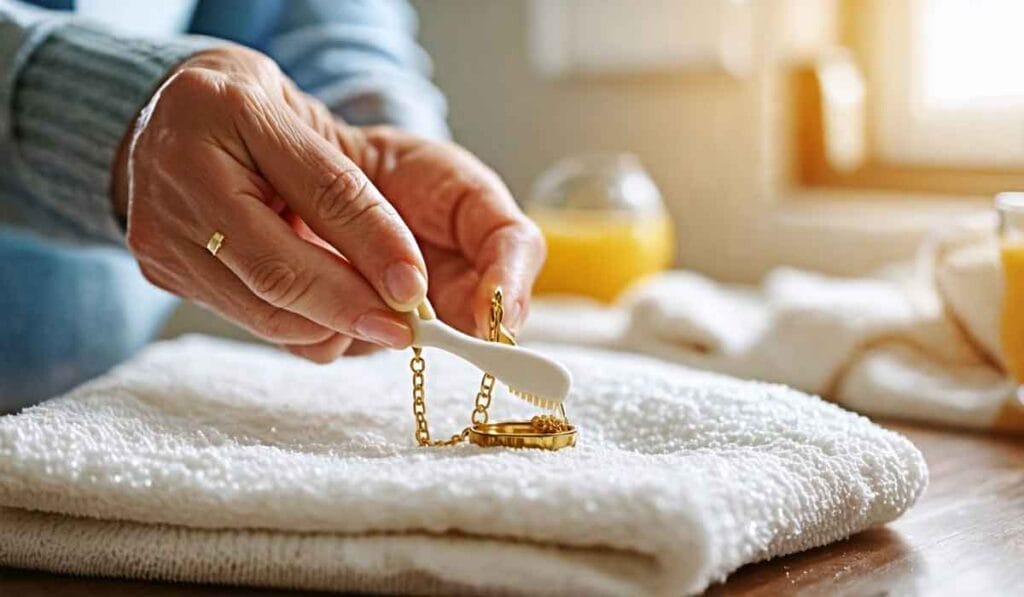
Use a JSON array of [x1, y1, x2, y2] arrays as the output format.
[[870, 0, 1024, 168], [795, 0, 1024, 195]]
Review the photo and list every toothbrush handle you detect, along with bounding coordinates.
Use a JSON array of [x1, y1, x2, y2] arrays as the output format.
[[412, 318, 571, 402], [409, 315, 571, 403], [414, 318, 501, 361], [416, 300, 436, 321]]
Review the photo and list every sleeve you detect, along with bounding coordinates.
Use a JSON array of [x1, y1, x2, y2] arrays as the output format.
[[265, 0, 450, 141], [0, 0, 219, 245]]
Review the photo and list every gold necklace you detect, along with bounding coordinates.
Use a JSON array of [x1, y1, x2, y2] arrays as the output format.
[[410, 288, 577, 450]]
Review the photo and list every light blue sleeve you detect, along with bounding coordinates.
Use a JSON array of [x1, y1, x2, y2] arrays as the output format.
[[0, 0, 216, 244], [265, 0, 449, 140]]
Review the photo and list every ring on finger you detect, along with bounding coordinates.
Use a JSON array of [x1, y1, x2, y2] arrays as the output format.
[[206, 231, 226, 256]]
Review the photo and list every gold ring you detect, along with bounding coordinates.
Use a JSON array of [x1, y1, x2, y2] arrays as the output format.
[[206, 231, 225, 256]]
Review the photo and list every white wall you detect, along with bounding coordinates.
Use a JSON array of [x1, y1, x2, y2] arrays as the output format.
[[411, 0, 771, 281]]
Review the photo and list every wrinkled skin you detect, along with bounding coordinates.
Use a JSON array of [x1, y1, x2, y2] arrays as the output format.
[[114, 46, 545, 363]]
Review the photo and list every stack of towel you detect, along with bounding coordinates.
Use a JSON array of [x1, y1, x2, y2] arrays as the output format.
[[525, 215, 1024, 433], [0, 336, 926, 595]]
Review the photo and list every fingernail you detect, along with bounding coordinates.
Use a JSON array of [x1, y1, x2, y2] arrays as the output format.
[[384, 262, 427, 310], [353, 312, 413, 349]]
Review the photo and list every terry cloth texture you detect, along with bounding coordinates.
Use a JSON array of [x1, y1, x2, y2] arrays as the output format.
[[524, 214, 1024, 434], [0, 336, 926, 595]]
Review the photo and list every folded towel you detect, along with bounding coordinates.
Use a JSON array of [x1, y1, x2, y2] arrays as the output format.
[[523, 216, 1024, 433], [0, 336, 927, 595]]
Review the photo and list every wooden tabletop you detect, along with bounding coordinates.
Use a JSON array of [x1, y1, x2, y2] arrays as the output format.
[[2, 422, 1022, 596], [708, 422, 1024, 596]]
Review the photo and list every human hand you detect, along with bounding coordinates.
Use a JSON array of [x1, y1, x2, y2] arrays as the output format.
[[115, 46, 431, 362], [335, 127, 546, 337]]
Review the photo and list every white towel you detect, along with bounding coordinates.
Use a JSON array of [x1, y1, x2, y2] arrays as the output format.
[[524, 217, 1024, 433], [0, 336, 926, 596]]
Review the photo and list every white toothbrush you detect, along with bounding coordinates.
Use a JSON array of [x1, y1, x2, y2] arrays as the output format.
[[410, 302, 572, 408]]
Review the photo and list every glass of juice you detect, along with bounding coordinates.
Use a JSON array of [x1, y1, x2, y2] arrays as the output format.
[[997, 192, 1024, 383], [526, 154, 675, 303]]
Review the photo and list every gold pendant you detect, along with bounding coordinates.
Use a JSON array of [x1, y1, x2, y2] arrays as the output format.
[[467, 420, 578, 450], [410, 288, 577, 451]]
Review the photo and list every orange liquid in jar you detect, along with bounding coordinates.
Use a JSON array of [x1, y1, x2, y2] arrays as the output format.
[[530, 210, 674, 303], [1000, 242, 1024, 383]]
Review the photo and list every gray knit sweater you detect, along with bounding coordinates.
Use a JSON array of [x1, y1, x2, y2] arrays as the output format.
[[0, 1, 449, 248], [0, 3, 215, 244]]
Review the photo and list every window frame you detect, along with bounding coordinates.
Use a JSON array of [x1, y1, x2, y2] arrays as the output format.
[[794, 0, 1024, 196]]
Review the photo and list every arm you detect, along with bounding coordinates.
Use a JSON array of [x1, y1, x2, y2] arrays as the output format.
[[0, 0, 538, 363], [264, 0, 449, 140], [0, 0, 216, 244]]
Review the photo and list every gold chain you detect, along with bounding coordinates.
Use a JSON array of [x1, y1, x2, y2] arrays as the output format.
[[410, 347, 467, 446], [470, 290, 503, 426], [410, 288, 569, 447]]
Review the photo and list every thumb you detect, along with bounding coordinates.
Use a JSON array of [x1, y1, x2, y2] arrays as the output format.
[[234, 90, 427, 311]]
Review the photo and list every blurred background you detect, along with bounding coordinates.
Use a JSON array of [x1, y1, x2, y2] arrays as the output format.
[[162, 0, 1023, 336]]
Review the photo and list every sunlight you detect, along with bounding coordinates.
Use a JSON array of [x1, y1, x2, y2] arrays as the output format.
[[920, 0, 1024, 108]]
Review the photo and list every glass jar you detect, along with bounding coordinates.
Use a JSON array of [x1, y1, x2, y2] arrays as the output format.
[[525, 154, 675, 303], [997, 192, 1024, 383]]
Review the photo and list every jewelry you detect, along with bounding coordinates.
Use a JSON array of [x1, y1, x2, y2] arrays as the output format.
[[410, 288, 577, 451], [206, 231, 225, 256]]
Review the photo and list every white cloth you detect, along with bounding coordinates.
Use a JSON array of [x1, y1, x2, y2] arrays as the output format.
[[0, 336, 926, 596], [523, 216, 1023, 432]]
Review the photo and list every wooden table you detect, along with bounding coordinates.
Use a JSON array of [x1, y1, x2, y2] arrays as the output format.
[[2, 422, 1022, 596], [708, 423, 1024, 596]]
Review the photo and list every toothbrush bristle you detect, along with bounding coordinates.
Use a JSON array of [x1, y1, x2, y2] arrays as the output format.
[[507, 385, 560, 410]]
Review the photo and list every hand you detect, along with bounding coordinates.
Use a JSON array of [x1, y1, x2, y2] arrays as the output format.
[[116, 46, 431, 362], [336, 126, 547, 337]]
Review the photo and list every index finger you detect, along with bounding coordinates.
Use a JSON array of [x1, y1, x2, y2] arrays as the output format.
[[470, 218, 547, 334], [367, 141, 546, 328]]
